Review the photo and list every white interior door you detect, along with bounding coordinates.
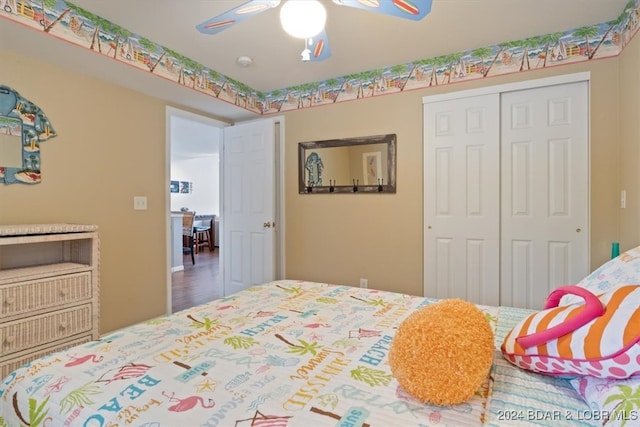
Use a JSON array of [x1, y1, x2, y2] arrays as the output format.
[[222, 119, 276, 296], [424, 94, 501, 306], [500, 81, 589, 309]]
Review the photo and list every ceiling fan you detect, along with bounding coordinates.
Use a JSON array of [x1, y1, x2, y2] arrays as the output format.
[[196, 0, 432, 62]]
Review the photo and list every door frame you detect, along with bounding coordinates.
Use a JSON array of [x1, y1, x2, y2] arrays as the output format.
[[422, 71, 591, 300], [164, 107, 286, 314]]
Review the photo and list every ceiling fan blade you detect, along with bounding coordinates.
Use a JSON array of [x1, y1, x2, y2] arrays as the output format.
[[332, 0, 432, 21], [306, 29, 331, 62], [196, 0, 281, 35]]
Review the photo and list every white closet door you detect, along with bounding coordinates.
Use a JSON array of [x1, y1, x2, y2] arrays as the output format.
[[500, 81, 589, 309], [424, 94, 501, 306]]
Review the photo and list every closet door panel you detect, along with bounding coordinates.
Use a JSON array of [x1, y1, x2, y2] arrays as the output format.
[[424, 94, 501, 306], [507, 240, 534, 308], [510, 141, 533, 216], [501, 81, 588, 309]]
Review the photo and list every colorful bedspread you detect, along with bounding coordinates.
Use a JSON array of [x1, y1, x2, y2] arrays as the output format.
[[1, 280, 594, 426]]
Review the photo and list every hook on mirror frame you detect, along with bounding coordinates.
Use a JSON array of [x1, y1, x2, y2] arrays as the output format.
[[353, 179, 359, 193], [378, 178, 384, 192]]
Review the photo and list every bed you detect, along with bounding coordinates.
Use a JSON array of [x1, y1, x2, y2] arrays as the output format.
[[0, 280, 612, 426]]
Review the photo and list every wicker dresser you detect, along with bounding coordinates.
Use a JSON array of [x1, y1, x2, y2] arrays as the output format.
[[0, 224, 99, 378]]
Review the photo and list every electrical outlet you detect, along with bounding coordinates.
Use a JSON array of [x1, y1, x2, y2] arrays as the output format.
[[133, 196, 148, 210], [359, 278, 368, 288]]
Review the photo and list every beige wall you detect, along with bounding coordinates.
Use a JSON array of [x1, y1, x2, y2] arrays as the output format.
[[283, 59, 622, 297], [620, 35, 640, 251], [0, 50, 170, 333], [0, 43, 629, 332]]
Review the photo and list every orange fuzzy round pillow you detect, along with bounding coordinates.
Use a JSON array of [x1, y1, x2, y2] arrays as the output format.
[[389, 299, 494, 406]]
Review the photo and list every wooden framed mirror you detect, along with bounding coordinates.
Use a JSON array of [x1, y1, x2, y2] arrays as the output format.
[[298, 133, 396, 194]]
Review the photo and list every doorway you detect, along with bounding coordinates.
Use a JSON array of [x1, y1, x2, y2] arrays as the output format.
[[166, 106, 227, 313], [164, 109, 287, 314]]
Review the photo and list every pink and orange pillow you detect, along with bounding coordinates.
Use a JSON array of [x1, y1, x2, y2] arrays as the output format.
[[502, 285, 640, 379]]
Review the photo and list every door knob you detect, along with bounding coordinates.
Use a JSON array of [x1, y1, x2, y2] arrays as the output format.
[[263, 222, 271, 228], [576, 228, 581, 233]]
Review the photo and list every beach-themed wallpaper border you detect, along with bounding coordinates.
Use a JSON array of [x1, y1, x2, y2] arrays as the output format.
[[1, 0, 639, 116]]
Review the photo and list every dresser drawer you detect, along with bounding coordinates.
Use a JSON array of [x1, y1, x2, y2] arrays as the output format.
[[0, 334, 93, 379], [1, 304, 93, 356], [0, 272, 92, 319]]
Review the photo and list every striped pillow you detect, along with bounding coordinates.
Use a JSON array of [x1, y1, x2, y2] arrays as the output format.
[[501, 285, 640, 379]]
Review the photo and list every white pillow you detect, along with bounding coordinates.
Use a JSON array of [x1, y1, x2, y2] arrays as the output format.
[[560, 246, 640, 305]]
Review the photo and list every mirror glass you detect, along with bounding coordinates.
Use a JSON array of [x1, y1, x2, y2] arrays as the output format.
[[0, 117, 22, 168], [299, 134, 396, 194]]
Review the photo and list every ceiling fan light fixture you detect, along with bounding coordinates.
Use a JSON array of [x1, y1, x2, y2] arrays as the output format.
[[279, 0, 327, 39]]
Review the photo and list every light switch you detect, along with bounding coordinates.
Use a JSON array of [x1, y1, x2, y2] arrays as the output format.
[[133, 196, 148, 210]]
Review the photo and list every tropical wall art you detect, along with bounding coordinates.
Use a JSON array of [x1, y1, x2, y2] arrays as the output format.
[[1, 1, 639, 116], [0, 85, 56, 185], [170, 180, 193, 194]]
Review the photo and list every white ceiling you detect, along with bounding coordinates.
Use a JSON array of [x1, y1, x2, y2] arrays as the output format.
[[65, 0, 628, 92], [0, 0, 631, 156], [1, 0, 630, 120]]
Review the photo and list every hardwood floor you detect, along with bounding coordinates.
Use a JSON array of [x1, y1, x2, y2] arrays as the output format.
[[171, 248, 222, 313]]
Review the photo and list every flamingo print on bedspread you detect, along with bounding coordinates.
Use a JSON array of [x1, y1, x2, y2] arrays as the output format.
[[162, 391, 215, 412]]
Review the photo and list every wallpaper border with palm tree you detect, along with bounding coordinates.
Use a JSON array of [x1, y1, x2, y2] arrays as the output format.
[[1, 0, 638, 116]]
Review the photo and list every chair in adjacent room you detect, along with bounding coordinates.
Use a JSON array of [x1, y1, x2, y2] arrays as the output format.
[[182, 211, 196, 264], [194, 215, 215, 253]]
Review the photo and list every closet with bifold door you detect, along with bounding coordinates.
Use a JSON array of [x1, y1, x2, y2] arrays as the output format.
[[423, 73, 589, 310]]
